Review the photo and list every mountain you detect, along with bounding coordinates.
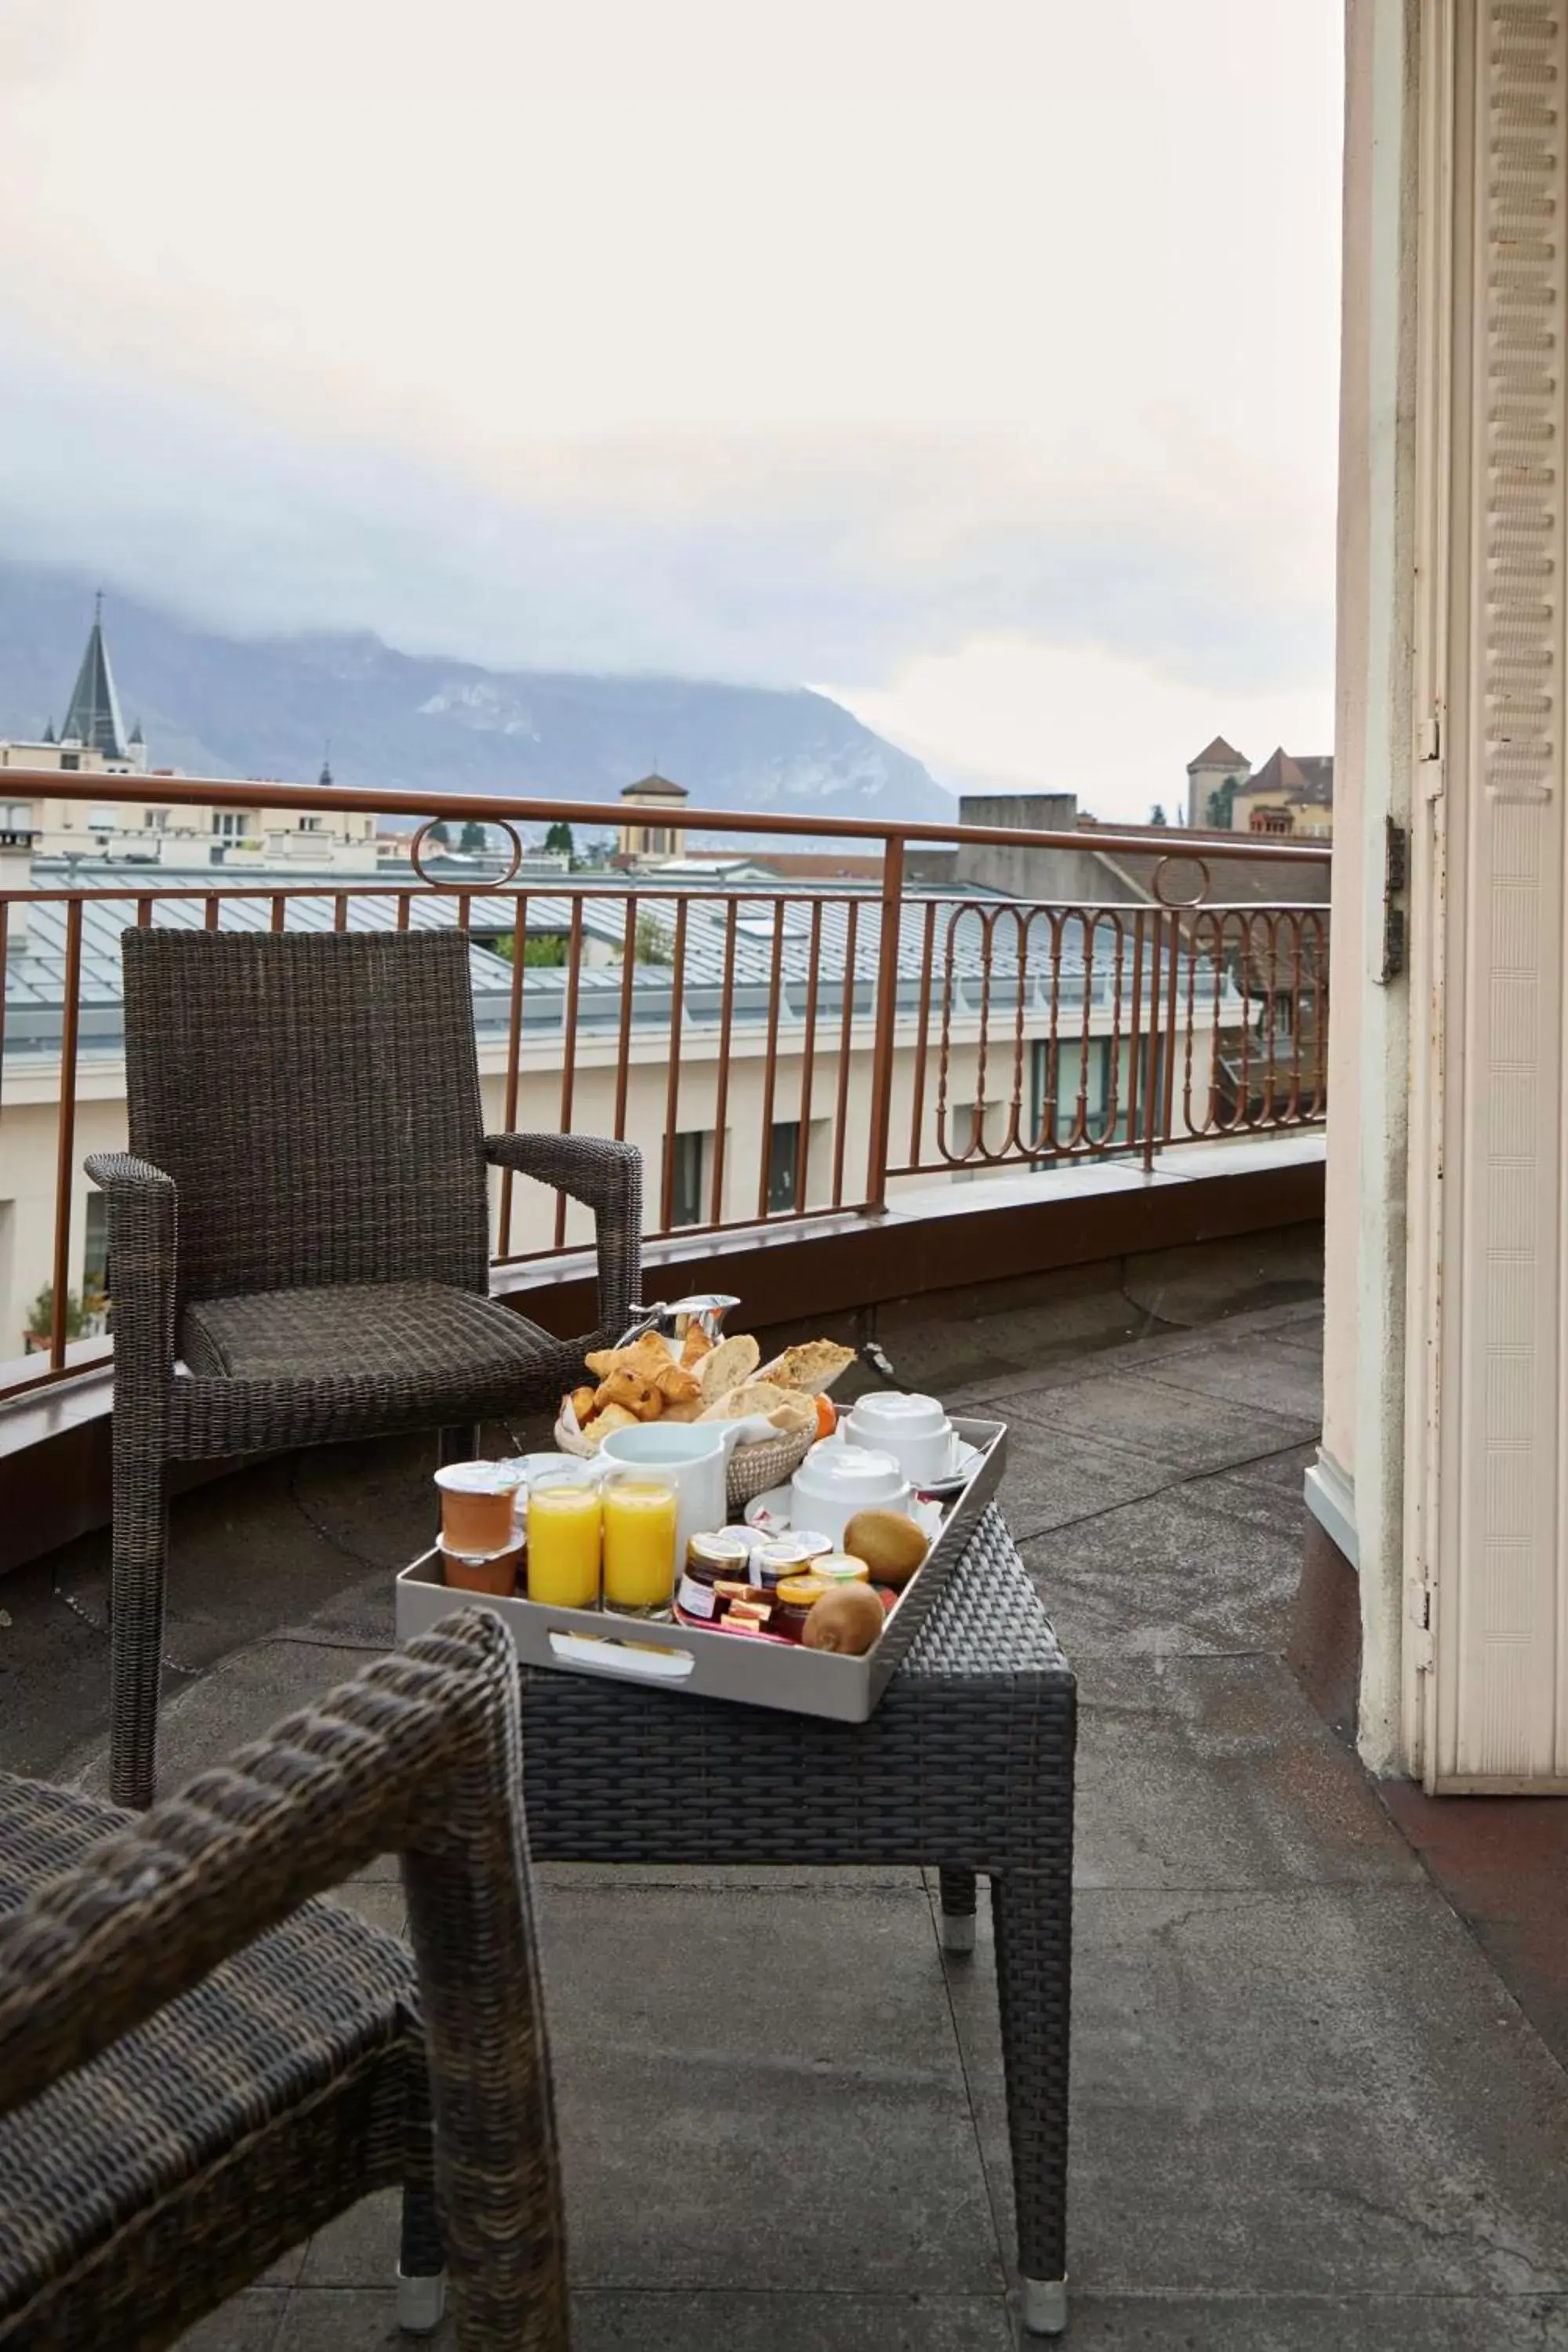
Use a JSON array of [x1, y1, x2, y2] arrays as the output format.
[[0, 562, 952, 829]]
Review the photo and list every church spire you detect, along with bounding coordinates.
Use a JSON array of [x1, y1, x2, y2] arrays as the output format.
[[60, 593, 128, 759]]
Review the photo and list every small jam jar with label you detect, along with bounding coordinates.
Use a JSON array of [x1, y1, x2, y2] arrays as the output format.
[[813, 1553, 872, 1588], [751, 1537, 821, 1595], [675, 1532, 752, 1624], [773, 1573, 829, 1640]]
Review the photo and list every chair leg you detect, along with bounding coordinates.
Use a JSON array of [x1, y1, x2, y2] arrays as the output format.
[[938, 1864, 978, 1954], [439, 1425, 481, 1468], [108, 1439, 170, 1811], [992, 1864, 1072, 2335], [397, 2182, 446, 2335]]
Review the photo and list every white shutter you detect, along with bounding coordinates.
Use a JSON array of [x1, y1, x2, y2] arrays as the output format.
[[1417, 0, 1568, 1785]]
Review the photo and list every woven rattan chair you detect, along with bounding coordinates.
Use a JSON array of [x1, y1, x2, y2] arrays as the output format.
[[0, 1606, 567, 2350], [87, 925, 641, 1808]]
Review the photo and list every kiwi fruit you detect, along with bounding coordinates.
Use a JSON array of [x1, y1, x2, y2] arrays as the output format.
[[842, 1509, 929, 1590], [801, 1581, 886, 1655]]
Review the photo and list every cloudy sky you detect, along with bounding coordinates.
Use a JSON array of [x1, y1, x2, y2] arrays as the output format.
[[0, 0, 1341, 817]]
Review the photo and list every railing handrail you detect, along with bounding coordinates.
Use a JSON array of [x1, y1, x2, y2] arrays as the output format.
[[3, 769, 1334, 867]]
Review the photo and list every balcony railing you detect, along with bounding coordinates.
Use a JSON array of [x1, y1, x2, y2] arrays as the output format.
[[0, 772, 1330, 1397]]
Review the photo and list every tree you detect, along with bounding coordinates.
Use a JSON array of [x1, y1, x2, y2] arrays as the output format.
[[459, 819, 487, 853], [1149, 804, 1169, 827], [521, 935, 569, 967], [634, 912, 673, 965], [426, 819, 451, 848], [543, 821, 576, 857], [27, 1283, 83, 1342], [495, 932, 568, 967], [1205, 776, 1240, 830]]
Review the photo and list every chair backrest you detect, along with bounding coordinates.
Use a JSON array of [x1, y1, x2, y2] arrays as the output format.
[[122, 927, 492, 1305]]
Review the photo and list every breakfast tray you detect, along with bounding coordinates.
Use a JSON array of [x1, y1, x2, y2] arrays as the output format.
[[395, 1416, 1007, 1724]]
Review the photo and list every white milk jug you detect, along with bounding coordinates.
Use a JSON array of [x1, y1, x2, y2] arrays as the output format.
[[596, 1421, 750, 1566]]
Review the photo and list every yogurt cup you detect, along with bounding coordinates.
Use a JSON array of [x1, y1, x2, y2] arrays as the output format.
[[439, 1536, 523, 1597], [434, 1460, 526, 1552]]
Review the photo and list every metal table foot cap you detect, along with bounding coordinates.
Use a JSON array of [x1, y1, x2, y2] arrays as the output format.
[[1021, 2275, 1067, 2336], [939, 1908, 977, 1955], [396, 2267, 447, 2333]]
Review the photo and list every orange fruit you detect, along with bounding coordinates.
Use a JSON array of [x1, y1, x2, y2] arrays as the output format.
[[814, 1392, 837, 1442]]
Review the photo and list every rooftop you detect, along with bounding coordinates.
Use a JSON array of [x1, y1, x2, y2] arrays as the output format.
[[1186, 735, 1249, 771], [9, 1243, 1568, 2349], [1246, 748, 1336, 805], [2, 863, 1221, 1056]]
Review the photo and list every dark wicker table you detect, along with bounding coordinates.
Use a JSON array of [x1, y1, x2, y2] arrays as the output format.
[[517, 1503, 1076, 2338]]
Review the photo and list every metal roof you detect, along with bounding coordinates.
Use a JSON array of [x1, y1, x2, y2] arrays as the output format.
[[2, 860, 1218, 1063]]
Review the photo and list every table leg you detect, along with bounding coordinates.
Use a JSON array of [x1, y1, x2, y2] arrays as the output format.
[[992, 1860, 1071, 2336], [396, 2183, 445, 2334], [938, 1864, 978, 1955]]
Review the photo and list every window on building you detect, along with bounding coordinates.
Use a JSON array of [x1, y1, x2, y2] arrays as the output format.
[[142, 808, 169, 830], [212, 811, 255, 840], [670, 1130, 710, 1228], [88, 808, 117, 831], [1032, 1037, 1114, 1147], [298, 816, 324, 833], [767, 1121, 801, 1213]]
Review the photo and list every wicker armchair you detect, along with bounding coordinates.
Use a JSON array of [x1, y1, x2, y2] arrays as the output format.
[[0, 1607, 567, 2351], [87, 925, 642, 1808]]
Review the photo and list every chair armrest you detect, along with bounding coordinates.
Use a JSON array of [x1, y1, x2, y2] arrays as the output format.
[[0, 1608, 566, 2336], [83, 1152, 178, 1394], [486, 1133, 642, 1340]]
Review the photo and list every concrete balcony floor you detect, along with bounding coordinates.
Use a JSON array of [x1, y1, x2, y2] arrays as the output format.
[[6, 1234, 1568, 2348]]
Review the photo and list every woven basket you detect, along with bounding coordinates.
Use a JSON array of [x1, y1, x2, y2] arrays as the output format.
[[724, 1425, 814, 1515], [550, 1417, 815, 1516]]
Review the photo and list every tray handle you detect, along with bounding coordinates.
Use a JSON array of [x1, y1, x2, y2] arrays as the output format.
[[546, 1630, 698, 1683]]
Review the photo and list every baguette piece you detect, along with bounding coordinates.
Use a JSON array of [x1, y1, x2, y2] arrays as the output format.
[[698, 1380, 816, 1434], [698, 1332, 760, 1405], [757, 1340, 855, 1396]]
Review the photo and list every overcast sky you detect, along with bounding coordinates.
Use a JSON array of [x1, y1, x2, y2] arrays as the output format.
[[0, 0, 1341, 817]]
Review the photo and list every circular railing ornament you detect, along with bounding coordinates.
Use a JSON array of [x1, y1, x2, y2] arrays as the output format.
[[409, 817, 524, 892], [1151, 853, 1212, 910]]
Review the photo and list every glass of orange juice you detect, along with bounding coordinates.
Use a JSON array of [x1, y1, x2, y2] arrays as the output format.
[[525, 1465, 602, 1610], [601, 1471, 679, 1621]]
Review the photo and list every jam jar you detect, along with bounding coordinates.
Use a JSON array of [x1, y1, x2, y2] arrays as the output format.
[[812, 1552, 872, 1588], [675, 1532, 752, 1624], [750, 1537, 821, 1595], [773, 1573, 829, 1641]]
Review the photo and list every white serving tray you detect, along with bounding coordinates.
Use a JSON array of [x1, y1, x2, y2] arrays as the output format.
[[395, 1416, 1007, 1724]]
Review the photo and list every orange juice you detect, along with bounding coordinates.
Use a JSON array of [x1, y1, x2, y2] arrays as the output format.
[[602, 1476, 678, 1619], [526, 1472, 601, 1609]]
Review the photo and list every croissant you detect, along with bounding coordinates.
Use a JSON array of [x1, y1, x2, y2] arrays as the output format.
[[653, 1362, 702, 1406], [586, 1334, 677, 1384], [596, 1369, 663, 1421], [568, 1385, 597, 1424]]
